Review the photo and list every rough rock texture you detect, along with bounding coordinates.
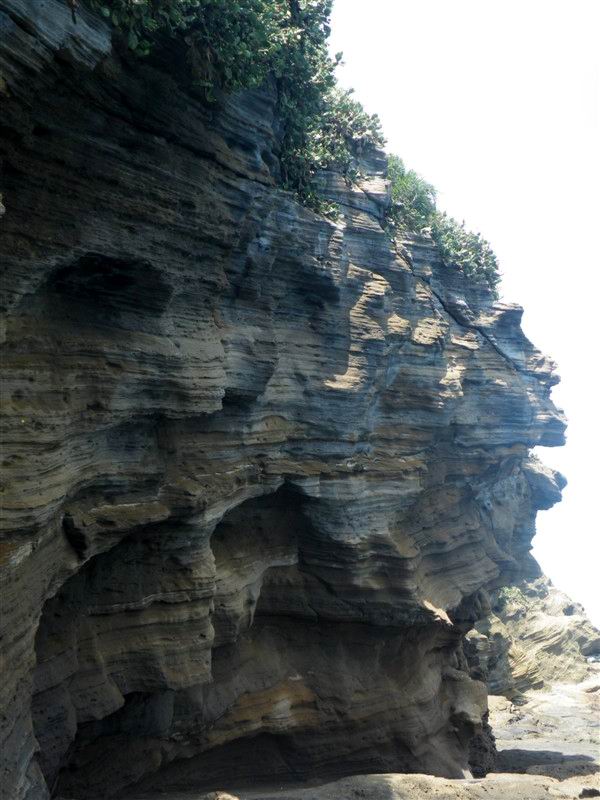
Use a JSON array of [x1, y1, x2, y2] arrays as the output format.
[[462, 571, 600, 787], [0, 2, 567, 799], [466, 575, 600, 696]]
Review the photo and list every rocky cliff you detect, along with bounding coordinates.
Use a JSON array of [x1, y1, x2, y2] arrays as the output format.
[[0, 3, 568, 799]]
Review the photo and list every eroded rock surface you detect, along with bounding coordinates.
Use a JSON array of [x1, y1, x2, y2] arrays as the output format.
[[0, 2, 567, 799], [466, 575, 600, 696], [489, 673, 600, 776], [464, 572, 600, 786]]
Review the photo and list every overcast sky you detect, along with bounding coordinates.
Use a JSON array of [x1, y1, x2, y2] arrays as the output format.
[[330, 0, 600, 625]]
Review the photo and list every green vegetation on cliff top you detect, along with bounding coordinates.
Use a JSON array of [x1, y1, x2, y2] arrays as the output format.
[[85, 0, 500, 293], [387, 155, 500, 293], [88, 0, 383, 214]]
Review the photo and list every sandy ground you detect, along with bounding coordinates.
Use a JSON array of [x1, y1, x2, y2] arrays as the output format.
[[125, 771, 600, 800]]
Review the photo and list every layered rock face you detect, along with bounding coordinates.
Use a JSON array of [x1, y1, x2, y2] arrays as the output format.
[[0, 3, 566, 799], [467, 575, 600, 697]]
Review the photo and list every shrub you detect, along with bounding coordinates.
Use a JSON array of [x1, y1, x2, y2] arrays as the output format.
[[387, 155, 436, 234], [496, 586, 526, 608], [386, 157, 500, 294], [91, 0, 290, 72], [430, 212, 500, 295]]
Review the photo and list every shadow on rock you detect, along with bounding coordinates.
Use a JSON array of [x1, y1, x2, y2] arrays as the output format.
[[496, 749, 599, 778]]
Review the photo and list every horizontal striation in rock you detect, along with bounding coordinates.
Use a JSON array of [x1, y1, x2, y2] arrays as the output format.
[[466, 575, 600, 696], [0, 2, 566, 798]]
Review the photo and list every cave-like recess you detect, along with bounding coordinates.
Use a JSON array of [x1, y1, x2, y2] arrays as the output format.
[[29, 485, 477, 797]]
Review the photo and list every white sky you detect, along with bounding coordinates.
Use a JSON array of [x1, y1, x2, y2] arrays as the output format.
[[330, 0, 600, 625]]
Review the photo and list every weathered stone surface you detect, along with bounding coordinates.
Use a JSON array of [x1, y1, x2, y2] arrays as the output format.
[[0, 2, 568, 799], [466, 575, 600, 696], [464, 572, 600, 785], [489, 672, 600, 780]]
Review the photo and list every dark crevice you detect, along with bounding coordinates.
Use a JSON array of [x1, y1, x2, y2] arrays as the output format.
[[62, 512, 88, 559]]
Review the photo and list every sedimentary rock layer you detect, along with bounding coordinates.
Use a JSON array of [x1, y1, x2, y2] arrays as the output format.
[[467, 576, 600, 696], [0, 2, 565, 798]]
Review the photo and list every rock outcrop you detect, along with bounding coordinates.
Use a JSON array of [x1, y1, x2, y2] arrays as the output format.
[[464, 574, 600, 787], [466, 575, 600, 697], [489, 672, 600, 778], [0, 3, 567, 799]]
